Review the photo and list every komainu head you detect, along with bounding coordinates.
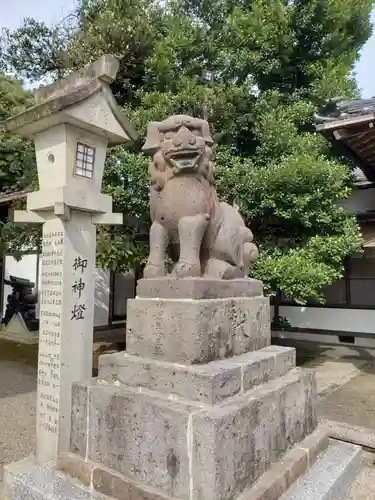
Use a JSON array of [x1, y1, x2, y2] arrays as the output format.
[[142, 115, 215, 183]]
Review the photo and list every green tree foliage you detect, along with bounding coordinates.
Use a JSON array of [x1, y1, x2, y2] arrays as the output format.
[[0, 74, 34, 192], [0, 74, 41, 257], [0, 0, 373, 302]]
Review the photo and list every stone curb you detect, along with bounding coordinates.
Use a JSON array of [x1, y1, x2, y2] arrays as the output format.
[[56, 453, 174, 500], [239, 426, 329, 500], [57, 426, 329, 500], [323, 419, 375, 451]]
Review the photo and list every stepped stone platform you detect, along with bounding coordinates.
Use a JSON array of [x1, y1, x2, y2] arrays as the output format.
[[3, 278, 361, 500]]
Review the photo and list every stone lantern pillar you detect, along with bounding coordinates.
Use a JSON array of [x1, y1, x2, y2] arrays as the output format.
[[1, 55, 138, 464]]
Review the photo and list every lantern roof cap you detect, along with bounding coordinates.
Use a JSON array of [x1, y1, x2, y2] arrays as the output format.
[[0, 55, 138, 145]]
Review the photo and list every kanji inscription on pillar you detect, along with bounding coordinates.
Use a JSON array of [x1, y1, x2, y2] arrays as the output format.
[[37, 227, 64, 438]]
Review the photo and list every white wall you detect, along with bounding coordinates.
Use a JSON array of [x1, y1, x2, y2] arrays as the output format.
[[280, 305, 375, 334], [277, 305, 375, 348], [3, 254, 38, 315], [272, 328, 375, 349]]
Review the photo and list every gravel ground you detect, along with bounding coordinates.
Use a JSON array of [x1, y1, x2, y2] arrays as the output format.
[[0, 360, 36, 481]]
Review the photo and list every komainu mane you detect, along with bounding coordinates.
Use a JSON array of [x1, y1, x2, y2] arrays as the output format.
[[142, 115, 258, 279]]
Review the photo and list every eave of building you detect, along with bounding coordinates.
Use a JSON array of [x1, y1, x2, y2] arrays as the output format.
[[0, 187, 32, 206], [316, 113, 375, 182]]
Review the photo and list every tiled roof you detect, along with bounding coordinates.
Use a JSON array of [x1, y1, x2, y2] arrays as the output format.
[[315, 99, 375, 182], [315, 97, 375, 124], [0, 187, 32, 204]]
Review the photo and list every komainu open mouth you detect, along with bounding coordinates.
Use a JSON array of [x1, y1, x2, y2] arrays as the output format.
[[167, 149, 202, 171]]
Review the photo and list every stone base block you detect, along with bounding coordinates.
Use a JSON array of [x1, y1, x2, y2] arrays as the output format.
[[0, 313, 39, 344], [98, 345, 296, 404], [57, 427, 329, 500], [69, 367, 317, 500], [6, 431, 362, 500], [190, 368, 317, 500], [126, 295, 270, 364], [136, 277, 263, 299]]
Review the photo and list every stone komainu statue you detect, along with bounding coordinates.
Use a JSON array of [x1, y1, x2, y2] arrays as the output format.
[[142, 115, 259, 279]]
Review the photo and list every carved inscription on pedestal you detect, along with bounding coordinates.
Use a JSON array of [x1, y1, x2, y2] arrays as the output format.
[[37, 229, 64, 436]]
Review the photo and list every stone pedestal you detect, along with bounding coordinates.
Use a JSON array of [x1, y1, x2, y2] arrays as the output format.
[[0, 312, 39, 344], [3, 278, 362, 500]]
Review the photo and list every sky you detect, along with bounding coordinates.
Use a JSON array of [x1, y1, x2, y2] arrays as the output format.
[[0, 0, 77, 30], [0, 0, 375, 98]]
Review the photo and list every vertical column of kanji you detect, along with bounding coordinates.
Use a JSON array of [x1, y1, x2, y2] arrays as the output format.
[[36, 212, 96, 464], [36, 217, 65, 463]]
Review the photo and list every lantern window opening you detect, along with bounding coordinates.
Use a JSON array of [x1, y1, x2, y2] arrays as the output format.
[[75, 142, 95, 179]]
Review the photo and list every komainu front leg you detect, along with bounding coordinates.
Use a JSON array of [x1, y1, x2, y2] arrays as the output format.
[[144, 221, 169, 278], [172, 214, 209, 277]]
